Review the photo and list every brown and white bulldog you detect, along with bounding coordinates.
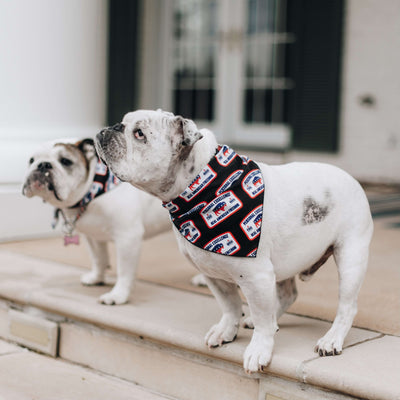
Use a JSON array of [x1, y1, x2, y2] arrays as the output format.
[[23, 137, 171, 305]]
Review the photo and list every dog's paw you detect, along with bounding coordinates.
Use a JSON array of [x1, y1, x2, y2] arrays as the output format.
[[314, 335, 343, 356], [205, 317, 239, 348], [99, 288, 130, 306], [81, 271, 104, 286], [243, 332, 274, 373], [190, 273, 208, 287]]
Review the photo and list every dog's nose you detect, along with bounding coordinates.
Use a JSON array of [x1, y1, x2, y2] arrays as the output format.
[[112, 123, 125, 133], [96, 129, 114, 148], [37, 162, 52, 171], [98, 127, 108, 136]]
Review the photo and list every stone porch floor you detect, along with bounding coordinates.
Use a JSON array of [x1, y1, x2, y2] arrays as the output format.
[[0, 190, 398, 400], [0, 237, 399, 399]]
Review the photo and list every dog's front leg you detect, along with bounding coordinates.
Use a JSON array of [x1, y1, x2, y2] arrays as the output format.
[[81, 237, 109, 285], [204, 277, 243, 347], [99, 235, 143, 305], [239, 265, 278, 373]]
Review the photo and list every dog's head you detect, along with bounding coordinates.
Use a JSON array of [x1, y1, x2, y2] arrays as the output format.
[[22, 138, 97, 208], [95, 109, 204, 197]]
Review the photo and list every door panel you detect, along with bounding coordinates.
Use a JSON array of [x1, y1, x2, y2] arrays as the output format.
[[172, 0, 218, 122], [169, 0, 293, 149]]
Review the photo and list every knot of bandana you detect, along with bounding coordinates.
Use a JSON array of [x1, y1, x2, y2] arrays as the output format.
[[163, 145, 264, 257]]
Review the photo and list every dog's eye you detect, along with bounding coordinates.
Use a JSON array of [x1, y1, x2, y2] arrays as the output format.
[[134, 129, 145, 140], [60, 158, 73, 167], [29, 157, 34, 165]]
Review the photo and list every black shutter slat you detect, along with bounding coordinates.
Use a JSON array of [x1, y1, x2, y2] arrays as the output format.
[[107, 0, 140, 125], [286, 0, 344, 152]]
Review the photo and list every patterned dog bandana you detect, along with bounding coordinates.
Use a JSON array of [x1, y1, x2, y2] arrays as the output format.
[[163, 145, 264, 257], [76, 159, 121, 209], [53, 159, 121, 245]]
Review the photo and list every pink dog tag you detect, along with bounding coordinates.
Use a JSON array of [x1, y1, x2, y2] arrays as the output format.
[[64, 234, 80, 246]]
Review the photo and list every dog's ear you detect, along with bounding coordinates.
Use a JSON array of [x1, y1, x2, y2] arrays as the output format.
[[173, 116, 203, 147], [76, 138, 97, 162]]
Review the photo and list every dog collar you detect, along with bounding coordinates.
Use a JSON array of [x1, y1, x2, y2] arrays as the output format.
[[53, 159, 121, 244], [74, 158, 121, 209], [163, 145, 264, 257]]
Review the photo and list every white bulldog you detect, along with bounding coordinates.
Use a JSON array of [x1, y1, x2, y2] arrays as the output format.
[[95, 109, 373, 373], [22, 137, 171, 305]]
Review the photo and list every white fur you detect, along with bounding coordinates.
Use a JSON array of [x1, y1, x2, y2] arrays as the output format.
[[95, 110, 373, 372], [23, 139, 171, 305]]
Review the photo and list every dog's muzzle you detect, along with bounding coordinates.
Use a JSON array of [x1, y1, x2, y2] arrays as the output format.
[[96, 129, 112, 149], [96, 123, 125, 148]]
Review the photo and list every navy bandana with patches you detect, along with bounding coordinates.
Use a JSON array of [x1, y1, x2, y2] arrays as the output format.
[[54, 159, 121, 236], [163, 145, 264, 257], [73, 159, 121, 209]]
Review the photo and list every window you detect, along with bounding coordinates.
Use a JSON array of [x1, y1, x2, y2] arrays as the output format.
[[169, 0, 293, 149], [173, 0, 217, 121], [108, 0, 344, 152], [243, 0, 294, 125]]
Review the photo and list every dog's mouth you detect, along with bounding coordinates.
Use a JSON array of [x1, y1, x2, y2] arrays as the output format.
[[23, 171, 62, 201], [94, 132, 107, 157], [47, 181, 61, 201], [94, 137, 109, 165], [94, 134, 128, 182]]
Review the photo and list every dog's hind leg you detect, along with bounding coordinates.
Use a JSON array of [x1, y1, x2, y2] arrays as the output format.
[[81, 237, 109, 285], [204, 277, 243, 347], [242, 277, 298, 328], [315, 234, 371, 356], [100, 234, 143, 305]]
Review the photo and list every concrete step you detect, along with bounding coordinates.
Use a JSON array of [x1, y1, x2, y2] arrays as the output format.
[[0, 249, 399, 400], [0, 340, 174, 400]]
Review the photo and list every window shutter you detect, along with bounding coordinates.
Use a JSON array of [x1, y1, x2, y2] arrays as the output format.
[[107, 0, 140, 125], [286, 0, 344, 152]]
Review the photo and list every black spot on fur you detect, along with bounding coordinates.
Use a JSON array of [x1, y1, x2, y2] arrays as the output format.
[[302, 197, 330, 225]]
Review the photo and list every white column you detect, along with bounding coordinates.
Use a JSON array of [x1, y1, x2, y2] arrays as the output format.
[[0, 0, 108, 183], [0, 0, 108, 240]]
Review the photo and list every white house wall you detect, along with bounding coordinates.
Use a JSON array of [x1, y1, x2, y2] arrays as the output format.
[[339, 0, 400, 183], [257, 0, 400, 184]]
